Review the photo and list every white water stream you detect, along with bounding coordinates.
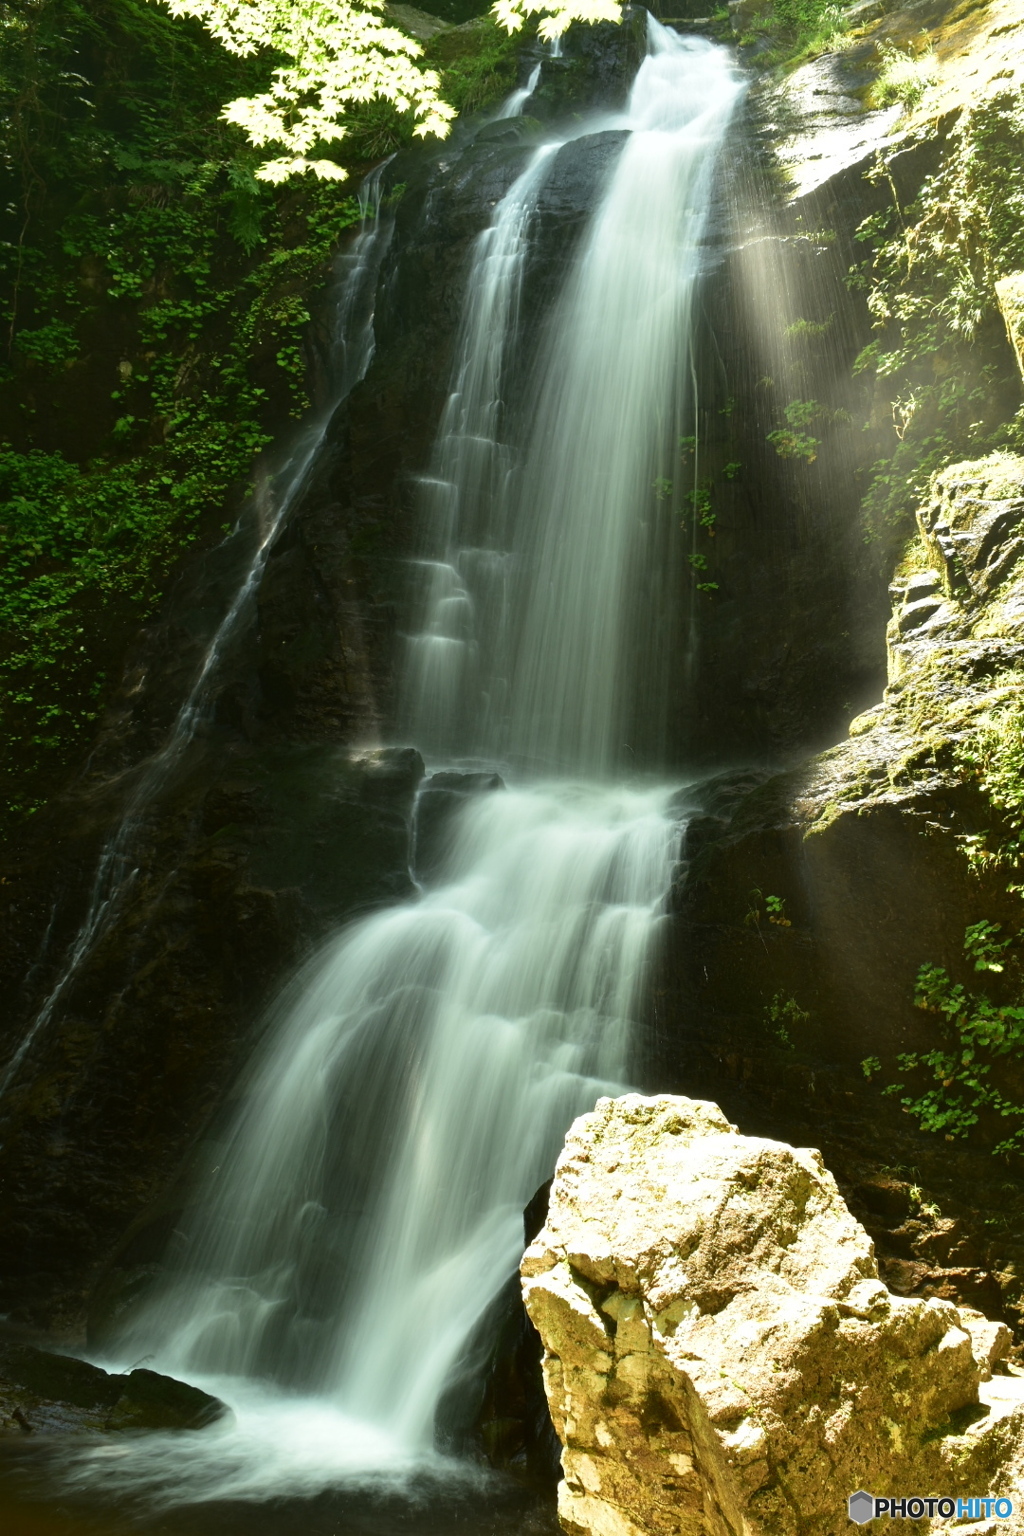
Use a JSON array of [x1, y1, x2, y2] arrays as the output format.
[[57, 21, 742, 1508]]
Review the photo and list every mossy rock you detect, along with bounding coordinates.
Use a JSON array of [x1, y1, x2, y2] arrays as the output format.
[[0, 1344, 228, 1435]]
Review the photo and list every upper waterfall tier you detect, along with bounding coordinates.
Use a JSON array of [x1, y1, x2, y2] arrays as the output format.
[[400, 25, 743, 779]]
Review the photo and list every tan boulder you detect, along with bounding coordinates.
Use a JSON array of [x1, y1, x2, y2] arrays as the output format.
[[522, 1094, 1024, 1536]]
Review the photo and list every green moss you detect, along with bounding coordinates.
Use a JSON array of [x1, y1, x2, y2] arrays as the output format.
[[424, 16, 523, 116]]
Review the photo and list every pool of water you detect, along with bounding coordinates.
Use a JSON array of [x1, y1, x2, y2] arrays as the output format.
[[0, 1446, 559, 1536]]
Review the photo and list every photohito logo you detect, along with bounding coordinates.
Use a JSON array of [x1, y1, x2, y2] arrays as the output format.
[[848, 1491, 1015, 1523]]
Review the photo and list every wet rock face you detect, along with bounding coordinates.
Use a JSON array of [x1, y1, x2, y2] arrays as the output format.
[[0, 745, 424, 1331], [0, 23, 655, 1334], [997, 273, 1024, 383], [0, 1344, 228, 1435], [523, 1095, 1023, 1536]]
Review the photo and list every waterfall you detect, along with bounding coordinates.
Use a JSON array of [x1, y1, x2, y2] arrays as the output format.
[[401, 32, 739, 775], [492, 62, 542, 120], [57, 18, 742, 1508], [0, 170, 394, 1102]]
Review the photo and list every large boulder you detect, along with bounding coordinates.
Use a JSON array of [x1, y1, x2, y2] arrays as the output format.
[[522, 1094, 1024, 1536], [0, 1343, 228, 1435]]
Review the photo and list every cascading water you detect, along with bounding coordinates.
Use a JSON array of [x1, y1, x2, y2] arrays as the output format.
[[53, 19, 742, 1511], [401, 32, 738, 775], [492, 61, 542, 120], [0, 171, 394, 1103]]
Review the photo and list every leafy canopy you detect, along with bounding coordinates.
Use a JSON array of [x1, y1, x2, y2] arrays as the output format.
[[153, 0, 624, 182]]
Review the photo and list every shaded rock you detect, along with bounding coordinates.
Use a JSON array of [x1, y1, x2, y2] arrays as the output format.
[[436, 1179, 560, 1485], [522, 1094, 1024, 1536], [105, 1366, 228, 1432], [354, 745, 426, 808], [413, 769, 504, 883], [0, 1344, 227, 1435]]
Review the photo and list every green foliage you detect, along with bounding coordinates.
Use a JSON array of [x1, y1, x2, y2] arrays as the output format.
[[965, 919, 1012, 973], [423, 17, 522, 116], [853, 92, 1024, 546], [765, 990, 809, 1048], [686, 481, 715, 533], [871, 925, 1024, 1157], [13, 320, 80, 367], [871, 39, 937, 112], [767, 398, 823, 462], [0, 0, 371, 826], [738, 0, 852, 68], [153, 0, 455, 183], [769, 433, 819, 460], [784, 316, 832, 340], [764, 893, 790, 926], [744, 889, 792, 929], [954, 687, 1024, 877]]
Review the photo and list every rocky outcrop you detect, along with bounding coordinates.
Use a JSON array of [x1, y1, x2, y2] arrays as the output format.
[[523, 1094, 1024, 1536], [0, 1342, 227, 1435], [801, 449, 1024, 836], [659, 451, 1024, 1329]]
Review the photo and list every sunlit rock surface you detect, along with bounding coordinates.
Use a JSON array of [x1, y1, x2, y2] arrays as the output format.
[[768, 0, 1024, 203], [523, 1094, 1024, 1536]]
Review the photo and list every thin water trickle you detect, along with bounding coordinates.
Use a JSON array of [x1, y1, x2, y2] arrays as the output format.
[[25, 19, 743, 1516], [0, 169, 394, 1103], [492, 62, 542, 121]]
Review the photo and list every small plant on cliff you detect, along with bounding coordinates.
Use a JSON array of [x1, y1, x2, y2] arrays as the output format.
[[954, 685, 1024, 880], [766, 399, 824, 463], [744, 890, 793, 930], [869, 924, 1024, 1157], [871, 39, 937, 113], [737, 0, 852, 68], [686, 481, 716, 533], [785, 316, 833, 341], [765, 991, 809, 1048]]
